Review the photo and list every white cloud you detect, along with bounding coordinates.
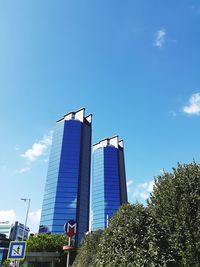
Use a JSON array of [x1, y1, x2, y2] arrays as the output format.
[[16, 167, 30, 174], [127, 180, 134, 193], [139, 192, 149, 200], [0, 210, 16, 224], [154, 29, 166, 48], [0, 209, 42, 234], [21, 131, 53, 161], [28, 209, 41, 224], [182, 93, 200, 115], [139, 180, 154, 193], [128, 179, 155, 203], [28, 209, 41, 233]]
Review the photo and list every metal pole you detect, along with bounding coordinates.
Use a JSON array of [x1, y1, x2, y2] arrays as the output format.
[[66, 237, 71, 267], [21, 198, 30, 241]]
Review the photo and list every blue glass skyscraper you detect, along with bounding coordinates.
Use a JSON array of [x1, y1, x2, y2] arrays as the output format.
[[91, 136, 127, 231], [39, 108, 92, 245]]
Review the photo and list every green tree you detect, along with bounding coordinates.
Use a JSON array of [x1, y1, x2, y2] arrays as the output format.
[[27, 234, 68, 253], [27, 234, 76, 267], [149, 162, 200, 266], [72, 230, 103, 267], [1, 259, 9, 267], [95, 204, 174, 267]]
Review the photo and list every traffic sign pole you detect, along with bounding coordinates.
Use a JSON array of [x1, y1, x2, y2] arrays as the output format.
[[64, 220, 76, 267], [66, 237, 71, 267]]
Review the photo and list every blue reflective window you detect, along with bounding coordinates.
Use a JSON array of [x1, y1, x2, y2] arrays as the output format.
[[41, 214, 54, 221], [55, 192, 75, 198], [54, 202, 76, 208], [57, 180, 78, 186], [52, 228, 63, 234], [52, 218, 76, 226], [54, 212, 76, 220], [92, 202, 105, 207], [56, 197, 76, 203], [56, 187, 77, 193], [92, 222, 105, 228]]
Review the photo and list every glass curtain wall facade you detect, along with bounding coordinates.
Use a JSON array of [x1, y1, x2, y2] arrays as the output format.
[[39, 108, 92, 245], [91, 136, 127, 231]]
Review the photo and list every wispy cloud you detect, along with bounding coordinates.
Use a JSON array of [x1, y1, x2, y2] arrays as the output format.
[[160, 169, 165, 175], [16, 167, 30, 174], [21, 131, 53, 161], [27, 209, 41, 233], [138, 180, 154, 193], [0, 210, 16, 223], [140, 192, 149, 200], [28, 209, 41, 224], [0, 209, 42, 233], [154, 29, 166, 48], [128, 179, 155, 201], [171, 39, 177, 44], [168, 111, 177, 117], [127, 180, 134, 193], [182, 93, 200, 115], [14, 145, 20, 151]]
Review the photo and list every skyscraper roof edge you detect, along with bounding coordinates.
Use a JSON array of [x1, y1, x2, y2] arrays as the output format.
[[56, 108, 92, 124]]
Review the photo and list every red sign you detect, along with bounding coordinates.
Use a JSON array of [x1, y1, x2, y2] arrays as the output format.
[[63, 245, 73, 250], [64, 220, 76, 238]]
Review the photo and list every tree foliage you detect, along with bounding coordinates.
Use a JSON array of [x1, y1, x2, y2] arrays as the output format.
[[72, 230, 103, 267], [95, 204, 175, 267], [149, 162, 200, 266], [27, 234, 68, 253], [1, 260, 9, 267], [27, 234, 76, 267], [68, 161, 200, 266]]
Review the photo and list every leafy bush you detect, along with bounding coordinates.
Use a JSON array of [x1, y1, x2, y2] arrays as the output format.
[[72, 230, 103, 267], [95, 204, 175, 267], [149, 162, 200, 266], [73, 162, 200, 266]]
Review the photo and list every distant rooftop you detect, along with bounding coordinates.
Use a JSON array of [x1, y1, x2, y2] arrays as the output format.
[[57, 108, 92, 124], [93, 136, 124, 151]]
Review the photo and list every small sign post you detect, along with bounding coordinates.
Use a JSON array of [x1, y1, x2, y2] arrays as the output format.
[[7, 241, 27, 267], [64, 220, 76, 267]]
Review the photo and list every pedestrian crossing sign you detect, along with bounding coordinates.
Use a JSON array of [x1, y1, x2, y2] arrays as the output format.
[[7, 241, 27, 260]]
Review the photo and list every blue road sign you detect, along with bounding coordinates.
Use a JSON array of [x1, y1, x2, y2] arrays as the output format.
[[7, 241, 27, 260]]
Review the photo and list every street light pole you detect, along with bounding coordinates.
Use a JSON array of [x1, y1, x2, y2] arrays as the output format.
[[21, 198, 31, 241]]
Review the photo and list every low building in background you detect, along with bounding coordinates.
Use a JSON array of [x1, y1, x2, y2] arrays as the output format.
[[38, 225, 51, 234], [0, 234, 11, 266], [0, 221, 30, 266], [9, 221, 30, 241], [0, 221, 12, 239]]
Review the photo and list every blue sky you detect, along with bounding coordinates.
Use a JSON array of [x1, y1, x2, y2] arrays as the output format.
[[1, 1, 200, 233]]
